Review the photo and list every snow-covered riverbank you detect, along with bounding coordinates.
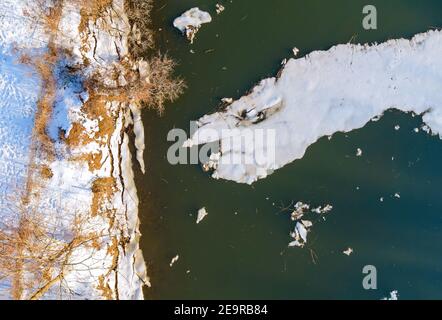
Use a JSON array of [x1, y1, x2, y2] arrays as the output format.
[[0, 0, 148, 299], [187, 30, 442, 184]]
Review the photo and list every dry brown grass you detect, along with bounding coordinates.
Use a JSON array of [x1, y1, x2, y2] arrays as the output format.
[[78, 0, 113, 33], [40, 165, 54, 180], [125, 0, 154, 56], [91, 177, 116, 217]]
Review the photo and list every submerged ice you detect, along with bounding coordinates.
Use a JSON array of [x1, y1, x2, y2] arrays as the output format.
[[186, 30, 442, 184]]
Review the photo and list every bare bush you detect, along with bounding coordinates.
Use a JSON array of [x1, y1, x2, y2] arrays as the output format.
[[125, 0, 154, 56], [143, 54, 186, 115]]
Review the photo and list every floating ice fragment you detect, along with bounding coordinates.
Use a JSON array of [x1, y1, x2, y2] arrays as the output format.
[[414, 128, 420, 133], [202, 153, 221, 172], [343, 248, 353, 256], [422, 125, 431, 134], [394, 125, 400, 131], [173, 8, 212, 44], [170, 255, 180, 267], [292, 47, 300, 56], [295, 222, 308, 243], [291, 202, 310, 220], [215, 3, 225, 14], [221, 97, 233, 104], [312, 204, 333, 214], [196, 207, 209, 224], [394, 193, 401, 199], [382, 290, 399, 300], [356, 148, 363, 157], [301, 220, 313, 228], [288, 240, 304, 248]]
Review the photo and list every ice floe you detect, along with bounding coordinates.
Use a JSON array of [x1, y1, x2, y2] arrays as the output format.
[[186, 30, 442, 184], [173, 8, 212, 44]]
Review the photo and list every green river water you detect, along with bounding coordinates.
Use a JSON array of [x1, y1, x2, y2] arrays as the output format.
[[136, 0, 442, 299]]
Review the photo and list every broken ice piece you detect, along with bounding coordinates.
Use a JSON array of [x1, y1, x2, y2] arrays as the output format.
[[356, 148, 363, 157], [382, 290, 399, 300], [221, 97, 233, 104], [215, 3, 225, 14], [422, 125, 431, 134], [173, 8, 212, 44], [394, 193, 401, 199], [292, 47, 299, 56], [414, 128, 420, 133], [343, 248, 353, 256], [295, 222, 308, 243], [301, 220, 313, 228], [291, 201, 309, 220], [394, 125, 400, 131], [196, 207, 208, 224], [169, 255, 179, 267], [288, 240, 304, 248], [312, 204, 333, 214]]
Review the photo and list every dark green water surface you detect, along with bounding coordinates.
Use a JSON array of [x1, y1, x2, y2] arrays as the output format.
[[136, 0, 442, 299]]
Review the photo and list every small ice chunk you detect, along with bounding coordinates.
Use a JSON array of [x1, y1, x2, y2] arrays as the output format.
[[169, 255, 180, 267], [295, 222, 308, 243], [343, 248, 353, 256], [173, 8, 212, 43], [196, 207, 209, 224], [312, 204, 333, 214], [382, 290, 399, 300], [221, 97, 233, 104], [422, 125, 431, 134], [380, 197, 384, 202], [356, 148, 363, 157], [301, 220, 313, 228], [288, 240, 304, 248], [414, 127, 420, 133], [394, 193, 401, 199], [292, 47, 299, 56], [291, 201, 310, 220], [394, 125, 400, 131], [215, 3, 225, 14], [281, 58, 287, 65]]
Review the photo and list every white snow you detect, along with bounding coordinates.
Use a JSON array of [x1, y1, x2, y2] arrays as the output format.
[[173, 8, 212, 44], [0, 0, 147, 300], [186, 30, 442, 184]]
